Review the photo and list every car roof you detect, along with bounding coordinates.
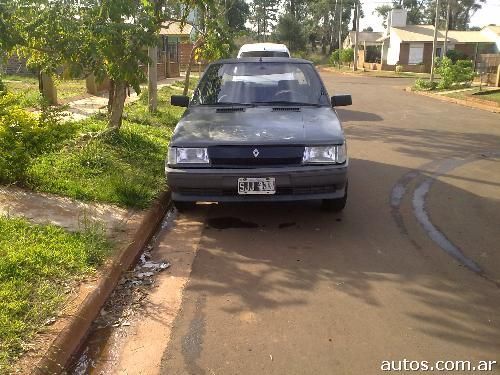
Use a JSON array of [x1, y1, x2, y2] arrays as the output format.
[[238, 43, 289, 52], [210, 57, 312, 64]]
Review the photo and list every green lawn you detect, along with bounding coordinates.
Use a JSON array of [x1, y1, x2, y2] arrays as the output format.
[[2, 74, 87, 108], [0, 216, 110, 373], [171, 76, 199, 91], [443, 88, 500, 104], [0, 85, 184, 372], [1, 86, 184, 208], [325, 65, 430, 79]]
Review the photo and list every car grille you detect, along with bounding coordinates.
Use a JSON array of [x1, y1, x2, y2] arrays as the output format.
[[176, 186, 336, 196], [209, 146, 304, 167]]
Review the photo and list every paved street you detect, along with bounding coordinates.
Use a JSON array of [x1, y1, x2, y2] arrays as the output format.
[[81, 72, 500, 374]]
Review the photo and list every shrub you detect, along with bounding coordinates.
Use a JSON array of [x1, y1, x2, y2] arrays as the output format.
[[414, 78, 437, 91], [0, 94, 76, 183], [395, 65, 403, 73], [435, 57, 474, 90], [329, 50, 340, 66], [340, 48, 354, 65], [445, 49, 468, 63]]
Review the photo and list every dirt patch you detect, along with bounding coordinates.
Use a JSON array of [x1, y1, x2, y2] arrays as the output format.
[[0, 186, 143, 246]]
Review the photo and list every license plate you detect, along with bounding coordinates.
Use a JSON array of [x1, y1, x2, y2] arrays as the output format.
[[238, 177, 276, 195]]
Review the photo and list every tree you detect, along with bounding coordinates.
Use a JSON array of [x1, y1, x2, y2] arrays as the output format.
[[250, 0, 280, 41], [375, 1, 427, 27], [275, 13, 306, 52], [182, 1, 232, 96], [428, 0, 486, 30], [374, 5, 392, 28], [375, 0, 485, 31], [226, 0, 250, 32], [1, 0, 160, 129]]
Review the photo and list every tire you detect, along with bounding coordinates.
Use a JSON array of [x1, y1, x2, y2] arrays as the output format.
[[322, 183, 348, 212], [173, 201, 196, 212]]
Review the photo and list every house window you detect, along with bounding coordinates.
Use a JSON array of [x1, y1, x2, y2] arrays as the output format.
[[435, 47, 442, 57], [409, 44, 424, 64]]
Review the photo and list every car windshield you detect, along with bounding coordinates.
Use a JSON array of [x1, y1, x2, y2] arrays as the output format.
[[191, 62, 329, 106], [239, 51, 289, 57]]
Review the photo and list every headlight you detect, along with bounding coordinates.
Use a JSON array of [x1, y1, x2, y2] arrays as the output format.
[[168, 147, 209, 165], [302, 144, 347, 164]]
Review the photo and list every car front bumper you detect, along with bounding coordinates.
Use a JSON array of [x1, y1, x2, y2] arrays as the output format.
[[166, 163, 348, 202]]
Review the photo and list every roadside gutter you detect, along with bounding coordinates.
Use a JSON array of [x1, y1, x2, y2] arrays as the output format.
[[32, 191, 172, 375]]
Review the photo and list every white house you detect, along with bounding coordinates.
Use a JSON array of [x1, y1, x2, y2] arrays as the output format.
[[378, 9, 498, 72]]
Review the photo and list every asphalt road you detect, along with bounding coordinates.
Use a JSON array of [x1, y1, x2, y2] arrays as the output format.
[[159, 72, 500, 375], [77, 72, 500, 374]]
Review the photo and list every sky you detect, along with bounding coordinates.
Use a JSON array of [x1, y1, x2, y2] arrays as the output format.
[[359, 0, 500, 31]]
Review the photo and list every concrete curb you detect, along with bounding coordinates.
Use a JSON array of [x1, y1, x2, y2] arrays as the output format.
[[32, 190, 172, 375], [405, 87, 500, 114]]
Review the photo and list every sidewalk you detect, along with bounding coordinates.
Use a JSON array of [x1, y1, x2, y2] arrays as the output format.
[[57, 76, 185, 121], [0, 185, 144, 245]]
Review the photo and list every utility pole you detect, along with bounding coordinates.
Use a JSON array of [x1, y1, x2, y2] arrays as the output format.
[[430, 0, 440, 83], [148, 46, 158, 112], [338, 0, 343, 50], [353, 0, 360, 71], [443, 0, 451, 56]]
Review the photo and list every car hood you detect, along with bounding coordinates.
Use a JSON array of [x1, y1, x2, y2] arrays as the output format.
[[171, 106, 345, 146]]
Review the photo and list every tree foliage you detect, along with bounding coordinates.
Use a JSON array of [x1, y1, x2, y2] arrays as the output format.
[[375, 0, 485, 30], [0, 0, 230, 130], [250, 0, 280, 41], [275, 13, 306, 52], [329, 49, 340, 65], [340, 48, 354, 64]]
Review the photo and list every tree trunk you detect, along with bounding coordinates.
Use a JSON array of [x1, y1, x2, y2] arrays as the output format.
[[183, 38, 204, 96], [108, 80, 126, 130], [108, 79, 115, 114], [41, 72, 58, 105]]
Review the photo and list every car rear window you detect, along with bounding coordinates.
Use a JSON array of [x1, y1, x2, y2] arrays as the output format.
[[191, 62, 329, 106], [240, 51, 290, 58]]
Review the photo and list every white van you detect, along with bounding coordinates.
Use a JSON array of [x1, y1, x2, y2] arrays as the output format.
[[237, 43, 290, 58]]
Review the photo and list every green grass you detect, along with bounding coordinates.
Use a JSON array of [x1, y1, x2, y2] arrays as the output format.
[[2, 74, 86, 108], [326, 65, 431, 79], [443, 88, 500, 104], [171, 77, 199, 91], [0, 216, 111, 373], [1, 86, 184, 208]]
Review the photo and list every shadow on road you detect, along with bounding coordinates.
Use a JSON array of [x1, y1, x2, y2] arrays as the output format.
[[162, 158, 500, 374], [346, 124, 500, 161], [336, 108, 383, 122]]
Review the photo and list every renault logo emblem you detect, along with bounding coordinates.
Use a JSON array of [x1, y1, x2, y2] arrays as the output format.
[[253, 149, 259, 157]]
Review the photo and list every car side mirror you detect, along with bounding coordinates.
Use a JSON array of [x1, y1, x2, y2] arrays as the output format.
[[171, 95, 190, 107], [331, 95, 352, 107]]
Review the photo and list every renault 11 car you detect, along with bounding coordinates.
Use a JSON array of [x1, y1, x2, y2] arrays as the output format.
[[166, 57, 352, 211]]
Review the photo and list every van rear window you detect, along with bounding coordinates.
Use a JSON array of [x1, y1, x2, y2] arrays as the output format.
[[240, 51, 290, 58]]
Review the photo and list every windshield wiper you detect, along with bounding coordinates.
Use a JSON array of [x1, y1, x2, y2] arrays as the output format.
[[252, 101, 321, 107]]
